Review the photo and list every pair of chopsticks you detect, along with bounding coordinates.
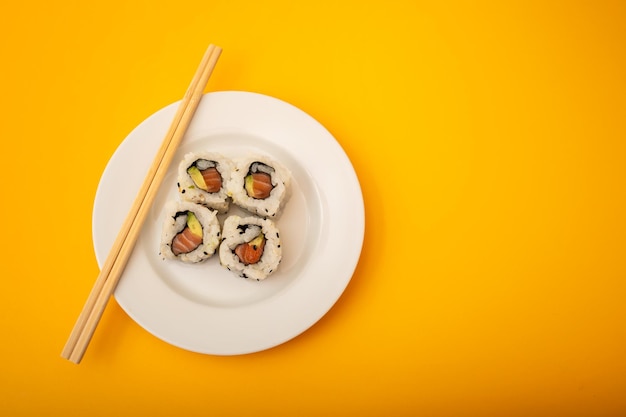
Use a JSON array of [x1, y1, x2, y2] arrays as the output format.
[[61, 44, 222, 364]]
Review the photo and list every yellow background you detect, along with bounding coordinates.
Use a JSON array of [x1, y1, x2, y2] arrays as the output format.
[[1, 1, 625, 416]]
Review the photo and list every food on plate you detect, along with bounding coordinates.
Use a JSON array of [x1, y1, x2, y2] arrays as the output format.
[[161, 151, 290, 279], [245, 171, 273, 199], [160, 201, 221, 263], [228, 155, 291, 219], [171, 211, 203, 255], [219, 215, 282, 280], [177, 152, 233, 213]]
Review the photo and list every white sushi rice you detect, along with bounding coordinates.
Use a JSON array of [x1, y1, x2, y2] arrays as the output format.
[[177, 151, 233, 214], [219, 215, 282, 280], [227, 154, 291, 219], [160, 201, 221, 263]]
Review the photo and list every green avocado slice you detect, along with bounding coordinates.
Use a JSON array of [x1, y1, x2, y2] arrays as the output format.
[[186, 212, 203, 237], [244, 174, 254, 196], [187, 166, 208, 191]]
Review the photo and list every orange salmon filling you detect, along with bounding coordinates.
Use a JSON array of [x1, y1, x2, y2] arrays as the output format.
[[234, 236, 266, 265], [171, 226, 202, 255], [246, 172, 273, 199], [200, 167, 222, 193]]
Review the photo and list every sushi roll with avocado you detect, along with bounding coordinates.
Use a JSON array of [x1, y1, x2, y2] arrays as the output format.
[[228, 155, 291, 219], [177, 151, 233, 213], [160, 201, 221, 263], [219, 215, 282, 280]]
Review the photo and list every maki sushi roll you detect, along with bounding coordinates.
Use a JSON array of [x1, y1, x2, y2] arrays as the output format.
[[228, 155, 291, 219], [219, 215, 282, 280], [160, 201, 221, 263], [177, 151, 233, 213]]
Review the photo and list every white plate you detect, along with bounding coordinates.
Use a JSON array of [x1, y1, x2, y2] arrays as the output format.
[[93, 91, 364, 355]]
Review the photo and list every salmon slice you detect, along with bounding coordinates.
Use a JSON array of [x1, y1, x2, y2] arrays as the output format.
[[172, 226, 203, 255], [248, 172, 273, 199], [235, 236, 266, 265], [201, 167, 222, 193]]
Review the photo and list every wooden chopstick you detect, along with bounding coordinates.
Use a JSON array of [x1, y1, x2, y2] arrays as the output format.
[[61, 44, 222, 364]]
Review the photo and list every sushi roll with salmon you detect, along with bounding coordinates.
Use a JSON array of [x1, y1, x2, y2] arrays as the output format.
[[177, 152, 233, 213], [160, 201, 221, 263], [228, 155, 291, 219], [219, 215, 282, 280]]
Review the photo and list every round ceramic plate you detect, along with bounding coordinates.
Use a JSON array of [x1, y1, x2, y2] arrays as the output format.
[[92, 91, 364, 355]]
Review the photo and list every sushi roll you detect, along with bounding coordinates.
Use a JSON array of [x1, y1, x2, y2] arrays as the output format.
[[177, 151, 233, 213], [228, 155, 291, 219], [219, 215, 282, 280], [160, 201, 221, 263]]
